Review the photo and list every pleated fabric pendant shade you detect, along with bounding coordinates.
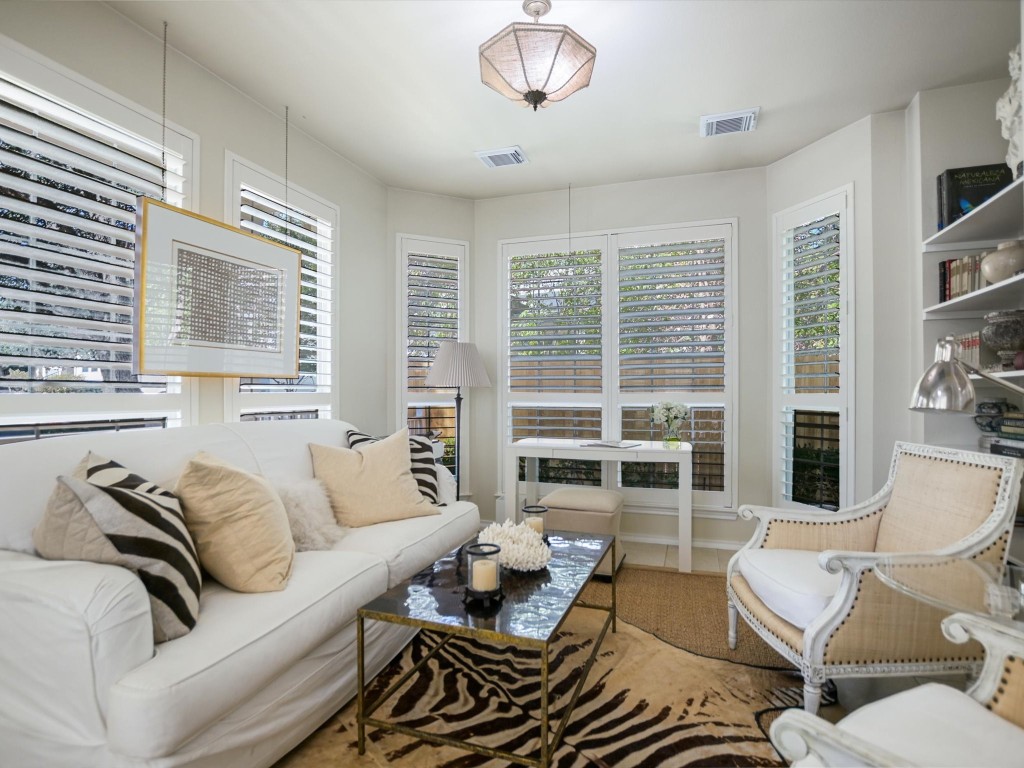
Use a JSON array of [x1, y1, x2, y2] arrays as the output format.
[[479, 1, 596, 111]]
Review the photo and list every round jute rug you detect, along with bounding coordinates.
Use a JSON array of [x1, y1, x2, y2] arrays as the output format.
[[274, 607, 806, 768], [581, 568, 795, 670]]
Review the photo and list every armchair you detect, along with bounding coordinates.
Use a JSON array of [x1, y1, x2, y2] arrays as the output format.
[[726, 442, 1023, 713], [769, 612, 1024, 766]]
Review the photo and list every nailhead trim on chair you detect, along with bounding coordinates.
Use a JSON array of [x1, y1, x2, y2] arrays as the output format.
[[988, 655, 1017, 710], [762, 509, 882, 548], [729, 579, 801, 655]]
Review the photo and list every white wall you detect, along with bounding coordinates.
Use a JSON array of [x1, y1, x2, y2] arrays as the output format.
[[0, 1, 392, 431], [471, 169, 769, 545]]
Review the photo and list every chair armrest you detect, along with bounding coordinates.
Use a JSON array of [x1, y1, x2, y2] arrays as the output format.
[[770, 708, 915, 767], [0, 550, 154, 749], [736, 501, 883, 553], [944, 612, 1024, 724]]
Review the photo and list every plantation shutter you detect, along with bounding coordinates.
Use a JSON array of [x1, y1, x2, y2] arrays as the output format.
[[781, 213, 840, 394], [618, 237, 726, 392], [406, 251, 459, 391], [774, 191, 851, 511], [507, 248, 602, 393], [238, 184, 332, 393], [0, 76, 185, 393]]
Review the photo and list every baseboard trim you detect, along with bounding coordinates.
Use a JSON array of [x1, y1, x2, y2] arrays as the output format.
[[620, 533, 744, 551]]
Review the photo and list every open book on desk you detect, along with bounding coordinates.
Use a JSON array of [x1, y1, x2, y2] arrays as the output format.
[[581, 440, 642, 449]]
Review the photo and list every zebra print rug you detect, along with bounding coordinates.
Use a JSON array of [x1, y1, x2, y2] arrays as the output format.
[[277, 609, 811, 767]]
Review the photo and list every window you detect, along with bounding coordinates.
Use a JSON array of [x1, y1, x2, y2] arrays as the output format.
[[501, 222, 736, 511], [773, 188, 853, 509], [0, 68, 194, 428], [226, 155, 336, 420], [399, 235, 468, 476]]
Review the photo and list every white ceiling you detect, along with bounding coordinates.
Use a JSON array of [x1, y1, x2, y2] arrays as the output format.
[[106, 0, 1020, 200]]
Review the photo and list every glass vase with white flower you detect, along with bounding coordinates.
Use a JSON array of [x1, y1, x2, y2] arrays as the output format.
[[651, 402, 690, 447]]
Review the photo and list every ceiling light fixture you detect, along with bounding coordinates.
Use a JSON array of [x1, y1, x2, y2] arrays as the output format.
[[479, 0, 597, 111]]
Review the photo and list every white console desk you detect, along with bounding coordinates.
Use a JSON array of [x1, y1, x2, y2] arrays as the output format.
[[503, 438, 694, 572]]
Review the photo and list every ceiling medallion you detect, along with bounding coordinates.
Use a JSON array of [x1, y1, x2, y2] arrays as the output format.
[[479, 0, 597, 111]]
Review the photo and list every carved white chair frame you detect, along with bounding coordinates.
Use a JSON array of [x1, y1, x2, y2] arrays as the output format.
[[726, 442, 1023, 713]]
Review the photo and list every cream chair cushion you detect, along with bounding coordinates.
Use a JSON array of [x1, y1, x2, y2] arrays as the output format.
[[737, 549, 842, 629], [792, 682, 1024, 767]]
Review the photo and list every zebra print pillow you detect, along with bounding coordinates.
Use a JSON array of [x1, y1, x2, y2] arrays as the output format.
[[33, 453, 202, 643], [346, 429, 440, 504]]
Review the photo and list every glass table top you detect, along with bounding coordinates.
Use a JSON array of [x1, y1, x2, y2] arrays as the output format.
[[875, 554, 1024, 623], [358, 532, 612, 645]]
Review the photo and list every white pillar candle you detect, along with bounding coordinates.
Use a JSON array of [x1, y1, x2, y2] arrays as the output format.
[[472, 559, 498, 592], [525, 517, 544, 535]]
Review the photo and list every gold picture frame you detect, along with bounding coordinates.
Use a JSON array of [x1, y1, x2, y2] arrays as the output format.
[[133, 198, 301, 377]]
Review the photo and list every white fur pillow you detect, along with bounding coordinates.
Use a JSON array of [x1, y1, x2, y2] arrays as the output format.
[[274, 479, 346, 551], [436, 463, 458, 505]]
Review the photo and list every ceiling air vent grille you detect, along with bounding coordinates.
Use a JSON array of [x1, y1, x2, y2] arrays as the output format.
[[699, 108, 760, 137], [476, 145, 528, 168]]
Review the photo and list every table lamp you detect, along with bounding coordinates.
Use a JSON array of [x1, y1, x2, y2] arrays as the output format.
[[910, 336, 1024, 413]]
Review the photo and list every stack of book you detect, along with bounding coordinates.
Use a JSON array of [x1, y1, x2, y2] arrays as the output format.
[[937, 163, 1013, 230], [991, 435, 1024, 459], [938, 253, 985, 303], [993, 412, 1024, 458]]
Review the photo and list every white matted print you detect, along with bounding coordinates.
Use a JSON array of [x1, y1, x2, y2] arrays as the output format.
[[134, 198, 301, 376]]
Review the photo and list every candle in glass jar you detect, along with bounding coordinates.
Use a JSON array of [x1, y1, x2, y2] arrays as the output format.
[[525, 517, 544, 535], [472, 559, 498, 592]]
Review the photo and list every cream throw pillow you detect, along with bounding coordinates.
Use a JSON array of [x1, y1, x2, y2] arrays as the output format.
[[310, 428, 440, 528], [175, 452, 294, 592]]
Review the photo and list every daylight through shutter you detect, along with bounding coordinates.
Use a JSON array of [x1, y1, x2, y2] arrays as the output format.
[[238, 184, 332, 393], [0, 76, 184, 393], [508, 249, 602, 393], [407, 251, 459, 391], [618, 238, 726, 392]]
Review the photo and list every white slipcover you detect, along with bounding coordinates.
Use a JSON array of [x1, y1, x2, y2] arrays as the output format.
[[736, 548, 842, 629]]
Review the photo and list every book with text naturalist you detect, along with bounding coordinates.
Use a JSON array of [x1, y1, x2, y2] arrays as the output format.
[[937, 164, 1013, 229]]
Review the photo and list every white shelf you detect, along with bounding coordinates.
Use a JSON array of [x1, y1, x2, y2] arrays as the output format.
[[923, 177, 1024, 252], [970, 370, 1024, 383], [924, 272, 1024, 316]]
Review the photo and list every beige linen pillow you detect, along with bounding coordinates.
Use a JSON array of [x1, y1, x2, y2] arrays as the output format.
[[310, 428, 440, 528], [175, 452, 294, 592]]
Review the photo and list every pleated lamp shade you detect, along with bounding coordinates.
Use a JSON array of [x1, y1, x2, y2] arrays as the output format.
[[425, 342, 492, 389]]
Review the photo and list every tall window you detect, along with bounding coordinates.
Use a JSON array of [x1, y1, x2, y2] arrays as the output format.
[[773, 188, 853, 510], [0, 70, 194, 426], [399, 235, 467, 475], [502, 223, 736, 511], [226, 155, 336, 420]]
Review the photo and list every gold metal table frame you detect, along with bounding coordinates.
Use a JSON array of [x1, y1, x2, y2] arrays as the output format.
[[356, 534, 616, 768]]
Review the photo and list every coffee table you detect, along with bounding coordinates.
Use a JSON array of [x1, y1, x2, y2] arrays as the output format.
[[356, 532, 616, 768]]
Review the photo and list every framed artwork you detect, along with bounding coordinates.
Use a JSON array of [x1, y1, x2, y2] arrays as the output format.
[[134, 197, 301, 377]]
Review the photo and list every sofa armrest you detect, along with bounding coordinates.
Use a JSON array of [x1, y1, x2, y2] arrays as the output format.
[[0, 550, 153, 752], [770, 708, 913, 767]]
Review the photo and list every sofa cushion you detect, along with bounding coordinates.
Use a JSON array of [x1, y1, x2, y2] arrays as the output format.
[[736, 548, 841, 629], [105, 550, 387, 759], [333, 501, 480, 587], [275, 478, 346, 551], [32, 455, 201, 643], [310, 429, 439, 528], [824, 682, 1024, 767], [347, 429, 440, 504], [175, 452, 294, 593]]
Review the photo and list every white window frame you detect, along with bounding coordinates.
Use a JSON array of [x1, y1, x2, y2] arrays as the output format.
[[771, 185, 855, 509], [223, 152, 338, 421], [498, 219, 738, 514], [0, 33, 199, 428], [396, 234, 469, 478]]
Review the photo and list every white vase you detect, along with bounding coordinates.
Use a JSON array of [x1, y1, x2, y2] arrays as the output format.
[[981, 240, 1024, 284]]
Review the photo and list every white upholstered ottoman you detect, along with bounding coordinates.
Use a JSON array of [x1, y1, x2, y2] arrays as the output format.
[[537, 487, 625, 576]]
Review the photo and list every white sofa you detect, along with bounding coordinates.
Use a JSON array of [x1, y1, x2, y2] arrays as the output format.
[[0, 419, 480, 768]]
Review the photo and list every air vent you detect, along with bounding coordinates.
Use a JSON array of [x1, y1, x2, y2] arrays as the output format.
[[699, 108, 760, 137], [476, 145, 529, 168]]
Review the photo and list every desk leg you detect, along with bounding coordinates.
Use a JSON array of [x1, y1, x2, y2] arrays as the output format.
[[357, 614, 366, 754], [611, 538, 617, 633], [677, 453, 693, 572], [503, 448, 518, 524]]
